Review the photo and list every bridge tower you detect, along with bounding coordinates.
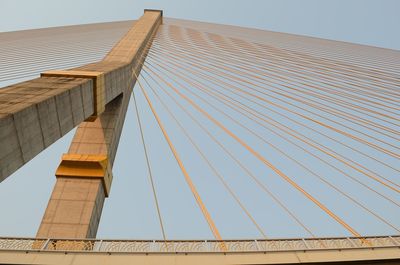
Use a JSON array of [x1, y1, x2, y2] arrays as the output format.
[[0, 9, 399, 265]]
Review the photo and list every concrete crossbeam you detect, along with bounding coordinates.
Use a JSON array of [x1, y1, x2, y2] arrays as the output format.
[[0, 78, 93, 180], [0, 10, 162, 183], [40, 70, 106, 120]]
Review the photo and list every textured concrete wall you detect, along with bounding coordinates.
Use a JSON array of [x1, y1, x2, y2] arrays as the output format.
[[0, 77, 94, 180], [36, 178, 104, 238]]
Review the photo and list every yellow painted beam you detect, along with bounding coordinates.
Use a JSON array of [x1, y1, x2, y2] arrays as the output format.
[[55, 154, 113, 197], [41, 70, 105, 120]]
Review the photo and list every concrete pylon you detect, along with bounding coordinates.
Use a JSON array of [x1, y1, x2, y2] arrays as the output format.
[[36, 10, 162, 239]]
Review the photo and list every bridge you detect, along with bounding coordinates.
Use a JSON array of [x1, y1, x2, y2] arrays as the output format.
[[0, 9, 399, 265]]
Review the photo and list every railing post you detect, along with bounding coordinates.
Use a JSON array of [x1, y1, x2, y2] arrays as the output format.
[[346, 237, 357, 247], [40, 238, 51, 250], [302, 239, 310, 249], [152, 240, 156, 252], [94, 240, 103, 251], [254, 240, 261, 251], [205, 240, 211, 252], [389, 236, 400, 246]]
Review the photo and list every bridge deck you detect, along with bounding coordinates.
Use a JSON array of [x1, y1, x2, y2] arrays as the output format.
[[0, 236, 400, 264]]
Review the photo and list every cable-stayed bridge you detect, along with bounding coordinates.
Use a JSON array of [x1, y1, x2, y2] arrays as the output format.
[[0, 10, 399, 265]]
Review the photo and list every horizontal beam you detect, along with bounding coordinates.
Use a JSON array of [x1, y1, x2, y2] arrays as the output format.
[[54, 154, 113, 197], [40, 70, 106, 120], [0, 10, 162, 182]]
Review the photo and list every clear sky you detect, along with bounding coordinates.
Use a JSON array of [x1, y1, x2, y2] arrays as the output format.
[[1, 0, 400, 50], [0, 0, 399, 240]]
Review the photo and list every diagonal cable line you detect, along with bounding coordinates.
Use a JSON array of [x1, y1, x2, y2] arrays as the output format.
[[142, 62, 363, 238], [132, 89, 167, 241], [134, 72, 224, 242]]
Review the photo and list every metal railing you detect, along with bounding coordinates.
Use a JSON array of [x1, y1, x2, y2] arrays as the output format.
[[0, 235, 399, 253]]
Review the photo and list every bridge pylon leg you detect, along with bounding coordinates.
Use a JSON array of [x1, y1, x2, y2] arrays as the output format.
[[36, 9, 162, 239], [37, 95, 122, 239]]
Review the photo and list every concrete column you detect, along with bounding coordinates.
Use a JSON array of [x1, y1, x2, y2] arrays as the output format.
[[36, 9, 162, 239], [36, 96, 122, 238], [36, 178, 105, 238]]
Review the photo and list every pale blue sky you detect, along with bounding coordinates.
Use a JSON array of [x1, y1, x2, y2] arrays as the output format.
[[1, 0, 400, 50], [0, 0, 399, 240]]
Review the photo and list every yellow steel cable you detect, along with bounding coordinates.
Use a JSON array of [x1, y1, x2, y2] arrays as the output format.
[[141, 57, 400, 232], [205, 32, 400, 92], [150, 41, 400, 150], [155, 30, 398, 125], [151, 38, 400, 141], [147, 51, 400, 190], [143, 64, 363, 238], [164, 27, 400, 101], [141, 61, 400, 233], [171, 35, 400, 130], [146, 46, 400, 186], [132, 90, 167, 241], [139, 68, 316, 238], [148, 47, 400, 146], [156, 33, 400, 113], [149, 44, 400, 153], [134, 73, 224, 243], [173, 26, 398, 70], [134, 46, 317, 237], [145, 55, 400, 194], [138, 29, 396, 239], [140, 73, 268, 239]]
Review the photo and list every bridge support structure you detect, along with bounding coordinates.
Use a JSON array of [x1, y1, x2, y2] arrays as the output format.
[[33, 9, 162, 239], [0, 10, 161, 183]]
